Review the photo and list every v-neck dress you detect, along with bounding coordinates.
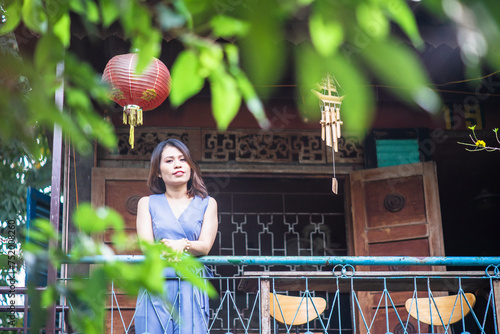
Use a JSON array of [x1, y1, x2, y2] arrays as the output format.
[[135, 194, 211, 334]]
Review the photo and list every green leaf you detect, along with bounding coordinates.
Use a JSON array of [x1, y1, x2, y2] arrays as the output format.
[[85, 0, 100, 23], [34, 32, 64, 72], [69, 268, 107, 333], [296, 43, 374, 134], [130, 242, 168, 293], [45, 0, 70, 25], [210, 15, 250, 38], [22, 0, 48, 33], [132, 30, 162, 73], [73, 204, 124, 235], [198, 44, 224, 76], [24, 219, 58, 244], [235, 72, 269, 128], [170, 49, 205, 106], [383, 0, 424, 47], [66, 87, 92, 110], [172, 0, 193, 30], [309, 8, 344, 57], [172, 255, 217, 298], [361, 38, 440, 113], [53, 13, 71, 48], [120, 0, 147, 36], [156, 3, 187, 31], [69, 0, 84, 14], [73, 104, 117, 150], [210, 67, 241, 130], [295, 43, 326, 122], [41, 285, 56, 308], [224, 43, 239, 69], [99, 0, 120, 27], [328, 54, 375, 135], [0, 1, 22, 34], [239, 0, 285, 94], [356, 3, 389, 40]]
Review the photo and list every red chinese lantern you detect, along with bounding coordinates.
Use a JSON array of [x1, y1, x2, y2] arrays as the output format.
[[102, 53, 171, 148]]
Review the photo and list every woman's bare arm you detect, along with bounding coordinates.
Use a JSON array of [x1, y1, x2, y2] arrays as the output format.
[[187, 197, 218, 256], [136, 196, 154, 251]]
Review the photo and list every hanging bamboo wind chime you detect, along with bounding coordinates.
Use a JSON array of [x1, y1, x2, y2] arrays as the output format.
[[313, 74, 344, 194]]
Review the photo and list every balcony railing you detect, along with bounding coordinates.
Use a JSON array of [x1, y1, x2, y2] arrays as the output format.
[[1, 256, 500, 334]]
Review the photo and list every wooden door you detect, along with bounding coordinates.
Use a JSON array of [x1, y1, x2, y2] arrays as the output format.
[[349, 161, 445, 334], [92, 168, 150, 333]]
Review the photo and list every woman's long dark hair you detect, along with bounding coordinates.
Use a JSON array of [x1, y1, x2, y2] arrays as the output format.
[[147, 139, 208, 198]]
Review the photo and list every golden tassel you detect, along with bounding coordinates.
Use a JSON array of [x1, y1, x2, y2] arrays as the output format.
[[123, 105, 142, 149], [129, 124, 135, 148]]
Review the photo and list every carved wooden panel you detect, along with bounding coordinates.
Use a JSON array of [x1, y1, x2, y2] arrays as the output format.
[[116, 129, 189, 157], [202, 131, 326, 163], [97, 127, 364, 170]]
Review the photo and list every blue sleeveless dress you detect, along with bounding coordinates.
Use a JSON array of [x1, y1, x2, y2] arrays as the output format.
[[135, 194, 211, 334]]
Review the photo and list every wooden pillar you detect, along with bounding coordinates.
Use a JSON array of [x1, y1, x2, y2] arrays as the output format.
[[46, 62, 65, 334], [261, 278, 271, 334]]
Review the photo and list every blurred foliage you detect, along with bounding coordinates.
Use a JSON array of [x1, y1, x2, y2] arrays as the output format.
[[1, 0, 499, 141], [23, 204, 216, 334], [0, 30, 52, 330], [0, 130, 50, 330], [0, 133, 50, 224], [2, 0, 500, 140]]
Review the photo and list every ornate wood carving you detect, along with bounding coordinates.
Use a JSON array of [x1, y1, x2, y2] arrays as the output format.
[[201, 129, 361, 164], [125, 195, 141, 215], [98, 127, 364, 171], [384, 193, 406, 212], [115, 129, 188, 157]]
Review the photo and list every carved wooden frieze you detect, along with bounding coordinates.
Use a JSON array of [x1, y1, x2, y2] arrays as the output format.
[[100, 127, 364, 167], [203, 131, 238, 162], [201, 130, 361, 164], [337, 136, 364, 161], [115, 129, 188, 157], [237, 133, 290, 162]]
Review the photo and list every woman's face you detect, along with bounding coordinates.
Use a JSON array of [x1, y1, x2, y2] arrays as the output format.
[[159, 145, 192, 188]]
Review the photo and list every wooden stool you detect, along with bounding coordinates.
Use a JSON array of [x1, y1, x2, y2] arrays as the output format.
[[269, 293, 326, 334]]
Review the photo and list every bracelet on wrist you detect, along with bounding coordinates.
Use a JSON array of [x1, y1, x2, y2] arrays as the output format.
[[182, 238, 191, 253]]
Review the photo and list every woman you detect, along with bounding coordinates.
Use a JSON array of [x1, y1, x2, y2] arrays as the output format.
[[135, 138, 218, 334]]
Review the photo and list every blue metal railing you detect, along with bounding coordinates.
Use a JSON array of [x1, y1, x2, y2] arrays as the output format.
[[76, 255, 500, 268], [2, 256, 500, 334]]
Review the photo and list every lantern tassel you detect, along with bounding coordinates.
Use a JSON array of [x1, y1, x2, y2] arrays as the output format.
[[123, 105, 143, 149], [129, 124, 135, 148]]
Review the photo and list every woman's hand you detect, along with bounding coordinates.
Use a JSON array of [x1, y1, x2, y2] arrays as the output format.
[[160, 238, 190, 253]]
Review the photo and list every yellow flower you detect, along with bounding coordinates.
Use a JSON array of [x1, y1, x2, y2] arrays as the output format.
[[476, 140, 486, 147]]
